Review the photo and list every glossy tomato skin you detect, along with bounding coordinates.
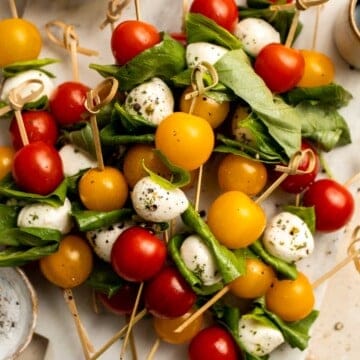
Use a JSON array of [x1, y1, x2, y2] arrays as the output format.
[[111, 226, 166, 282], [254, 43, 305, 93], [49, 81, 89, 126], [302, 178, 354, 232], [280, 140, 320, 194], [10, 110, 59, 150], [12, 141, 64, 195], [144, 266, 197, 318], [188, 325, 240, 360], [111, 20, 160, 65], [190, 0, 239, 32]]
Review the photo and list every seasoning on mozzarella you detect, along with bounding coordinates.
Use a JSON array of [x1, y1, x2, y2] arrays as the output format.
[[87, 221, 133, 262], [238, 316, 285, 356], [131, 176, 189, 222], [17, 198, 72, 234], [180, 234, 222, 286], [59, 144, 97, 177], [262, 211, 314, 263], [125, 77, 174, 125], [186, 42, 228, 68], [233, 18, 280, 57], [0, 69, 55, 102]]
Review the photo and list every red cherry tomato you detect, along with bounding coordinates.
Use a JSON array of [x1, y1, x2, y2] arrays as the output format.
[[12, 141, 64, 195], [49, 81, 89, 126], [97, 282, 142, 315], [111, 226, 166, 282], [10, 110, 58, 150], [111, 20, 161, 65], [254, 43, 305, 93], [188, 325, 240, 360], [190, 0, 239, 32], [302, 178, 354, 232], [280, 140, 320, 194], [144, 266, 197, 318]]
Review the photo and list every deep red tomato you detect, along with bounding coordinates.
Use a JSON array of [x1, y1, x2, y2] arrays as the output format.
[[254, 43, 305, 93], [302, 178, 354, 232], [188, 325, 240, 360], [10, 110, 58, 150], [12, 141, 64, 195], [280, 140, 320, 194], [97, 282, 142, 315], [190, 0, 239, 32], [111, 20, 161, 65], [49, 81, 89, 126], [111, 226, 166, 282], [144, 266, 197, 318]]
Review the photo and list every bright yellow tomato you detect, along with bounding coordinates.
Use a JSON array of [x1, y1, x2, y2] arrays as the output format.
[[0, 146, 15, 180]]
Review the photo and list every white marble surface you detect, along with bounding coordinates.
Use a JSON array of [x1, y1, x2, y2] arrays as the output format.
[[0, 0, 360, 359]]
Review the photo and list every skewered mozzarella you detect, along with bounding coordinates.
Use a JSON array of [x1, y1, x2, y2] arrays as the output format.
[[186, 42, 228, 68]]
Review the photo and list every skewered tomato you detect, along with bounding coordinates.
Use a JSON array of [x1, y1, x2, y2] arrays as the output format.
[[0, 146, 15, 180], [40, 235, 93, 289], [155, 112, 215, 171]]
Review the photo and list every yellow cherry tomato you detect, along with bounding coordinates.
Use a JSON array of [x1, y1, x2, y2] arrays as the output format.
[[207, 191, 266, 249], [228, 258, 275, 299], [0, 18, 42, 67], [179, 86, 230, 128], [153, 310, 204, 345], [265, 272, 315, 322], [79, 166, 128, 211], [155, 112, 215, 171], [297, 50, 335, 87], [40, 235, 93, 289], [123, 144, 172, 188], [217, 154, 268, 196], [0, 146, 15, 180]]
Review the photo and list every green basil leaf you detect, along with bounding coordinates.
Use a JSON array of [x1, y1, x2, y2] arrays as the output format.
[[250, 239, 298, 279], [181, 205, 245, 283], [72, 208, 133, 232], [2, 58, 59, 78], [215, 49, 301, 159], [88, 64, 120, 79], [23, 95, 48, 110], [185, 13, 242, 50], [283, 205, 316, 234], [0, 204, 18, 230]]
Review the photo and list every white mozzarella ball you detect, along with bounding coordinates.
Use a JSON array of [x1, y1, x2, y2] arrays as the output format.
[[86, 221, 133, 262], [1, 70, 55, 102], [234, 18, 280, 57], [262, 212, 314, 263], [238, 316, 285, 356], [180, 234, 222, 286], [59, 144, 97, 177], [131, 176, 189, 222], [17, 198, 72, 234], [125, 77, 174, 125], [186, 42, 228, 68]]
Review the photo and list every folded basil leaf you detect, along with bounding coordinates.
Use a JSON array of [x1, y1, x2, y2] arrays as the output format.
[[215, 49, 301, 159], [169, 233, 224, 295], [185, 13, 242, 50], [250, 239, 298, 279], [0, 174, 68, 206], [0, 243, 59, 267], [23, 95, 48, 111], [2, 58, 59, 78], [0, 204, 18, 230], [181, 204, 245, 283], [72, 208, 134, 232], [283, 205, 316, 234]]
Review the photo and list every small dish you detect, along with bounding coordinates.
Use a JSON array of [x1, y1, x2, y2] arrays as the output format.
[[0, 267, 38, 360]]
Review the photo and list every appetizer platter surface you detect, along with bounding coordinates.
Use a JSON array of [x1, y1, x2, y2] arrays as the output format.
[[1, 0, 360, 359]]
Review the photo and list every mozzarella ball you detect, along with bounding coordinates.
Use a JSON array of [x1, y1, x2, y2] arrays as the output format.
[[186, 42, 228, 68], [17, 198, 72, 234], [180, 234, 222, 286], [131, 176, 188, 222], [59, 144, 97, 177], [262, 212, 314, 263], [238, 316, 285, 356], [234, 18, 280, 57], [86, 221, 133, 262], [1, 69, 55, 102], [125, 77, 174, 125]]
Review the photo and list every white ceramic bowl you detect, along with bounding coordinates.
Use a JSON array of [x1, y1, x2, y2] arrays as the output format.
[[0, 267, 38, 360]]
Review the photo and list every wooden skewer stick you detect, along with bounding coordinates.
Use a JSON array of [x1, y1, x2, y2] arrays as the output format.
[[8, 0, 18, 18], [146, 338, 161, 360], [100, 0, 131, 31], [134, 0, 141, 21]]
